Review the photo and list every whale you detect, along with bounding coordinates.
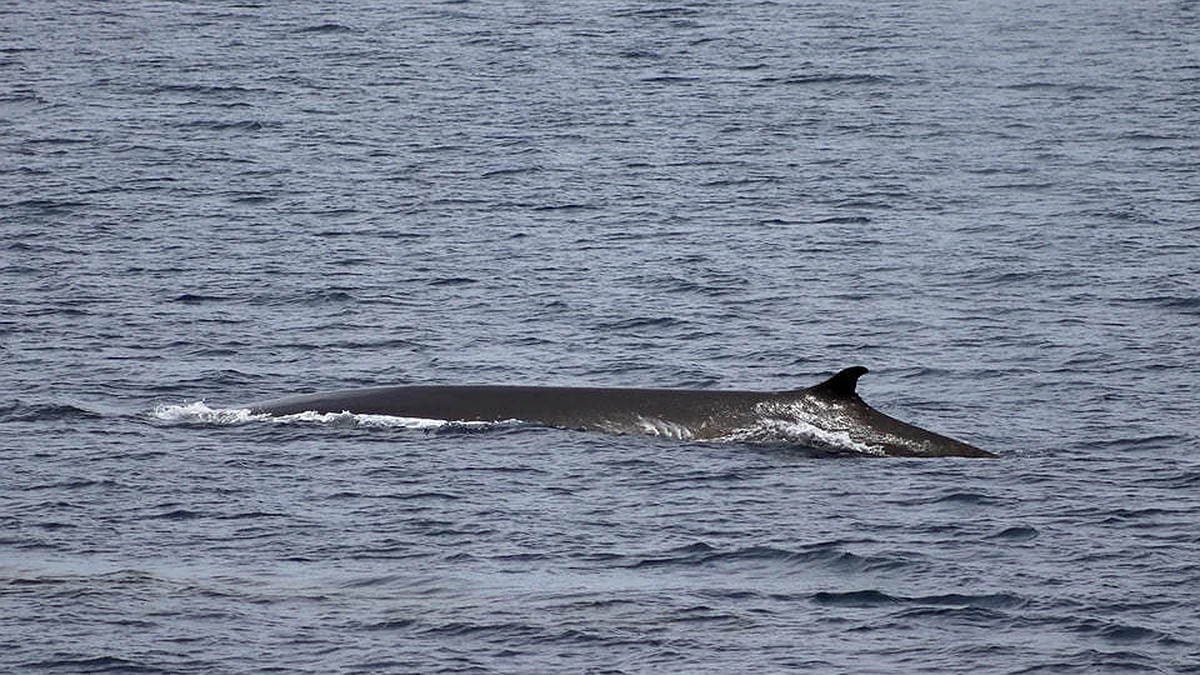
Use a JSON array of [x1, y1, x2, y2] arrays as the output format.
[[244, 366, 995, 458]]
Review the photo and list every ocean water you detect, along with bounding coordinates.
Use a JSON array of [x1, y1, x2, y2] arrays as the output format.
[[3, 0, 1199, 672]]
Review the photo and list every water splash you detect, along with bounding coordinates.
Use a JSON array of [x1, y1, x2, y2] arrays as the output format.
[[721, 417, 887, 456], [152, 401, 263, 425], [150, 402, 497, 431]]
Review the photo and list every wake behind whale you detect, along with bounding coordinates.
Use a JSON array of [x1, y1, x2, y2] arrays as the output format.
[[242, 366, 995, 458]]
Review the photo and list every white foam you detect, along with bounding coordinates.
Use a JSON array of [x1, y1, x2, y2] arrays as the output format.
[[151, 402, 500, 432], [722, 417, 887, 456], [271, 410, 451, 430], [152, 401, 264, 425]]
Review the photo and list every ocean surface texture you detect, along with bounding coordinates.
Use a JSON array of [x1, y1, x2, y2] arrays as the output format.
[[3, 1, 1199, 672]]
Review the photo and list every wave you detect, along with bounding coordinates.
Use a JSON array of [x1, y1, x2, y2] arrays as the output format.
[[0, 401, 101, 423], [812, 589, 1027, 610], [626, 541, 920, 574]]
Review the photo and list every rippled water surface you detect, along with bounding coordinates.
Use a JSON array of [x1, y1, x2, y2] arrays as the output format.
[[3, 1, 1199, 672]]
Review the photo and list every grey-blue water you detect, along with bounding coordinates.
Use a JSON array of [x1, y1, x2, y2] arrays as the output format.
[[3, 1, 1199, 672]]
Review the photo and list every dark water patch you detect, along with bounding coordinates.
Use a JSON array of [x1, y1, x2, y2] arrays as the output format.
[[892, 604, 1009, 625], [531, 202, 599, 212], [628, 541, 716, 568], [5, 198, 93, 211], [669, 604, 744, 626], [813, 215, 873, 224], [161, 368, 263, 390], [1008, 649, 1174, 674], [22, 136, 90, 146], [988, 525, 1041, 542], [1086, 434, 1192, 452], [0, 401, 101, 423], [1096, 507, 1181, 524], [789, 543, 923, 573], [151, 83, 268, 98], [618, 48, 662, 60], [341, 574, 410, 589], [148, 508, 205, 521], [1142, 295, 1200, 315], [915, 593, 1026, 610], [418, 619, 540, 639], [359, 618, 420, 631], [31, 521, 79, 531], [302, 290, 358, 303], [892, 490, 1009, 507], [178, 119, 279, 133], [22, 655, 162, 674], [766, 73, 892, 86], [1140, 470, 1200, 489], [383, 490, 463, 502], [491, 552, 551, 564], [481, 166, 542, 179], [5, 568, 162, 592], [215, 510, 287, 521], [623, 541, 917, 574], [294, 23, 357, 34], [171, 293, 232, 304], [22, 479, 122, 493], [428, 277, 477, 287], [599, 316, 688, 331], [813, 589, 899, 607], [612, 6, 704, 19], [700, 175, 780, 188], [814, 590, 1025, 611], [1088, 621, 1180, 645], [930, 491, 1004, 506], [641, 75, 701, 84]]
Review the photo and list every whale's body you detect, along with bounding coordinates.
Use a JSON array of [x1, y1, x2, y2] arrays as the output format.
[[246, 366, 995, 458]]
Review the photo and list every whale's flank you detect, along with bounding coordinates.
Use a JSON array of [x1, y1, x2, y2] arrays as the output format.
[[245, 366, 995, 458]]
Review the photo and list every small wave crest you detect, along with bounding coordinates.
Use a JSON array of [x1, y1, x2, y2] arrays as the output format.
[[0, 401, 101, 423]]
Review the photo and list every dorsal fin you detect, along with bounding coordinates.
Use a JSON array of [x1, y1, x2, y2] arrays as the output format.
[[809, 366, 869, 398]]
